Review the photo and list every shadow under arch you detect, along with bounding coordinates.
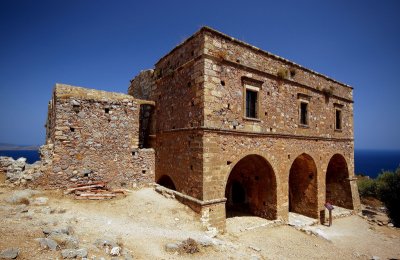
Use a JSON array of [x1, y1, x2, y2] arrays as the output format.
[[225, 154, 277, 219], [326, 154, 353, 209], [289, 153, 318, 218], [157, 175, 176, 191]]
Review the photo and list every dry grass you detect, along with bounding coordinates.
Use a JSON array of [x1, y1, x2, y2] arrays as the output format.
[[178, 238, 200, 254]]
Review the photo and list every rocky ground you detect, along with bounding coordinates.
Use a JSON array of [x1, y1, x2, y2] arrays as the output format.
[[0, 183, 399, 260]]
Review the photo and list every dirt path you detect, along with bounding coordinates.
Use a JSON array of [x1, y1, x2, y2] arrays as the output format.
[[1, 185, 399, 260]]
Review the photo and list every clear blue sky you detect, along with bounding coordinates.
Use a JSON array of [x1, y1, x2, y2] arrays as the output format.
[[1, 0, 399, 150]]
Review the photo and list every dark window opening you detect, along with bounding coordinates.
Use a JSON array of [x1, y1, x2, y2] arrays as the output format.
[[105, 108, 110, 114], [70, 127, 75, 132], [335, 110, 342, 130], [142, 170, 146, 174], [246, 89, 257, 118], [221, 80, 225, 86], [300, 102, 308, 125], [139, 104, 154, 148]]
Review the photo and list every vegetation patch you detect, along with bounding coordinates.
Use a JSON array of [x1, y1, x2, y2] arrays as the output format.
[[357, 167, 400, 226]]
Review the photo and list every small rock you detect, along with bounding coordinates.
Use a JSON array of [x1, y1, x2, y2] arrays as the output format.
[[32, 197, 49, 206], [205, 227, 218, 238], [58, 208, 67, 214], [0, 248, 19, 259], [94, 238, 118, 248], [371, 256, 380, 260], [388, 223, 394, 227], [61, 249, 77, 258], [5, 189, 39, 204], [122, 250, 134, 260], [196, 237, 213, 247], [16, 157, 27, 163], [41, 207, 52, 214], [76, 248, 88, 258], [38, 237, 58, 251], [110, 246, 121, 256], [165, 243, 180, 252], [49, 233, 79, 249]]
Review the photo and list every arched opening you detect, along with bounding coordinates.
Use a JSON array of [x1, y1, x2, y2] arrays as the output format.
[[326, 154, 353, 209], [289, 153, 318, 218], [157, 175, 176, 190], [225, 154, 277, 219]]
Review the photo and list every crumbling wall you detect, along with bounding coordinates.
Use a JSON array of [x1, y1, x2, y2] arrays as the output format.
[[38, 84, 155, 188], [129, 33, 206, 200]]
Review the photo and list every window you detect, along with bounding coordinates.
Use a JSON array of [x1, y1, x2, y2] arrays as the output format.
[[242, 78, 262, 119], [300, 102, 308, 125], [246, 89, 258, 118], [335, 109, 342, 130]]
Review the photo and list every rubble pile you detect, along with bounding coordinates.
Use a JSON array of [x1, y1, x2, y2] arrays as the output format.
[[0, 156, 42, 186], [64, 182, 129, 200]]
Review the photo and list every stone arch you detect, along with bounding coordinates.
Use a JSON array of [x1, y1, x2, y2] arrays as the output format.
[[326, 154, 353, 209], [289, 153, 318, 218], [225, 154, 277, 219], [157, 175, 176, 190]]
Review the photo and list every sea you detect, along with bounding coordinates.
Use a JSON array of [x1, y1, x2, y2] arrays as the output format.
[[0, 149, 399, 179]]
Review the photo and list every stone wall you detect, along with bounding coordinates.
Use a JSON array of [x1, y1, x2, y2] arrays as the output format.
[[39, 84, 155, 188], [129, 34, 206, 200]]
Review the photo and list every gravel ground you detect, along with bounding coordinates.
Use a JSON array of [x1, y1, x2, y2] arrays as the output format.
[[0, 185, 399, 260]]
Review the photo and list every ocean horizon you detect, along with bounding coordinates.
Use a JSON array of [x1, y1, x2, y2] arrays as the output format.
[[1, 149, 399, 179]]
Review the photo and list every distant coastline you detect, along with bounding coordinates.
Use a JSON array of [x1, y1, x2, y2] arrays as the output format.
[[0, 143, 40, 151]]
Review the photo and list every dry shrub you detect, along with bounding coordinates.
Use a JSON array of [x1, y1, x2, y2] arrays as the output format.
[[20, 197, 30, 205], [277, 68, 289, 80], [178, 238, 199, 254]]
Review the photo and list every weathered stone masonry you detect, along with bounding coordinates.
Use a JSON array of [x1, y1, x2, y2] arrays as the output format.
[[39, 85, 155, 188], [129, 27, 360, 231], [40, 27, 360, 232]]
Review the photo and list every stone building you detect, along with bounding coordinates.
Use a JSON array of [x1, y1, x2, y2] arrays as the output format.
[[43, 27, 360, 231]]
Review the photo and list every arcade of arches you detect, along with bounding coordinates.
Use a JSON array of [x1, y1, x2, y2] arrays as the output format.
[[222, 153, 354, 221]]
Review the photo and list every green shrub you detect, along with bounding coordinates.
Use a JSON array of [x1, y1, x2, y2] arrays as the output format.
[[357, 177, 377, 197], [376, 168, 400, 226], [358, 167, 400, 227]]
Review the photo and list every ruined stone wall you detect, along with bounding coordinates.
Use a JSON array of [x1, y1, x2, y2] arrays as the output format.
[[40, 84, 155, 188]]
